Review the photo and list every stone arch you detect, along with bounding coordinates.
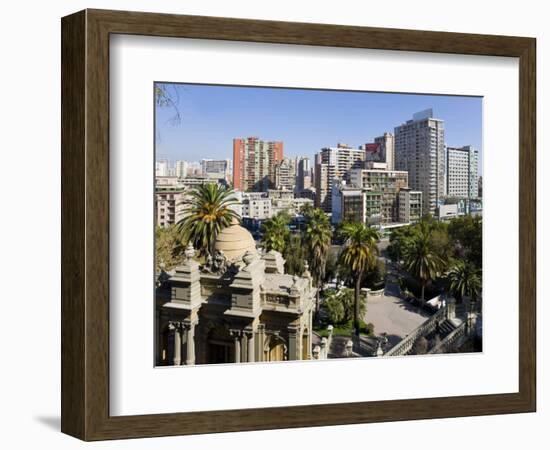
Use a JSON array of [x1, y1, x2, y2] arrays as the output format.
[[159, 322, 175, 366], [264, 334, 287, 362], [205, 321, 234, 364]]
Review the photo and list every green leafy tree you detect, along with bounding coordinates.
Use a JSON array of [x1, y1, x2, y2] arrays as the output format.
[[387, 225, 418, 262], [448, 261, 481, 303], [448, 215, 482, 268], [261, 212, 290, 253], [324, 289, 346, 324], [303, 208, 332, 312], [176, 184, 240, 257], [324, 288, 366, 326], [155, 225, 184, 271], [284, 233, 306, 275], [402, 226, 444, 305], [338, 222, 380, 338]]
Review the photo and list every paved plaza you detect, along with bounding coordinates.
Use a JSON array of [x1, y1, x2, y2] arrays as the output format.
[[365, 285, 431, 347]]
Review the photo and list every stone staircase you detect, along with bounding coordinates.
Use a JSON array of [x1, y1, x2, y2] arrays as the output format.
[[438, 319, 457, 337]]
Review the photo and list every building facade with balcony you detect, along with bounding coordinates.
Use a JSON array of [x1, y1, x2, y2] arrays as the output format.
[[394, 109, 446, 216], [233, 137, 284, 191]]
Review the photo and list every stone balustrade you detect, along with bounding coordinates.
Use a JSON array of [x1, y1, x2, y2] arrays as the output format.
[[384, 305, 447, 357], [428, 320, 467, 354]]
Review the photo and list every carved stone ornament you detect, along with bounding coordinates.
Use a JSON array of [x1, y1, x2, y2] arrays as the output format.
[[184, 242, 196, 260]]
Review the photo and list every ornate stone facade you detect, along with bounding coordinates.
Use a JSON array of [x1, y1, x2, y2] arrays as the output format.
[[156, 221, 316, 365]]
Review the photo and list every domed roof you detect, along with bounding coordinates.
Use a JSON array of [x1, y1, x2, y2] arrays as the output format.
[[214, 218, 257, 261]]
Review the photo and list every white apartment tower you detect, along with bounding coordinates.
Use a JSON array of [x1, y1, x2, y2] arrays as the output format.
[[394, 109, 445, 216], [155, 160, 169, 177], [446, 145, 479, 199], [175, 160, 188, 179], [314, 143, 365, 213]]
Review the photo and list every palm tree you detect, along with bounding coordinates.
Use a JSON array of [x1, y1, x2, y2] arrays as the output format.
[[304, 208, 332, 313], [261, 212, 290, 253], [448, 261, 481, 304], [339, 222, 380, 338], [402, 228, 443, 305], [176, 183, 240, 257]]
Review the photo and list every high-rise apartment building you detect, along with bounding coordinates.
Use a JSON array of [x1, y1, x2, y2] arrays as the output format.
[[296, 157, 312, 192], [361, 134, 394, 170], [332, 167, 422, 226], [155, 160, 169, 177], [233, 137, 283, 191], [274, 157, 296, 191], [349, 167, 410, 223], [445, 145, 479, 199], [175, 160, 188, 179], [314, 143, 365, 213], [374, 133, 395, 170], [394, 109, 445, 216]]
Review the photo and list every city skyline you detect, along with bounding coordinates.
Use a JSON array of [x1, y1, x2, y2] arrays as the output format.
[[155, 82, 483, 174]]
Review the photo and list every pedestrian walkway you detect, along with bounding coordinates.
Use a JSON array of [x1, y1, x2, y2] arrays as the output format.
[[366, 288, 431, 347]]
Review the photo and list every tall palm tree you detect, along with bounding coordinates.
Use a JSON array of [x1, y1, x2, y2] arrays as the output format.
[[402, 228, 443, 305], [304, 208, 332, 312], [448, 261, 481, 304], [176, 183, 240, 257], [339, 222, 380, 338], [261, 212, 290, 253]]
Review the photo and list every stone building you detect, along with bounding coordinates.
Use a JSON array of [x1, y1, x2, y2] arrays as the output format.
[[156, 218, 316, 365]]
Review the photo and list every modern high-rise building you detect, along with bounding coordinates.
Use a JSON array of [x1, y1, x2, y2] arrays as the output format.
[[394, 109, 445, 216], [314, 143, 365, 213], [233, 137, 284, 191], [201, 158, 232, 181], [349, 167, 410, 223], [296, 156, 312, 192], [332, 167, 422, 226], [175, 160, 188, 179], [361, 133, 395, 170], [375, 133, 395, 170], [478, 175, 483, 198], [273, 157, 296, 191], [155, 160, 169, 177], [445, 145, 479, 199]]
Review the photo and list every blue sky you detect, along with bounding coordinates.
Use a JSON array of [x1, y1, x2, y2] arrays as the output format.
[[155, 83, 483, 172]]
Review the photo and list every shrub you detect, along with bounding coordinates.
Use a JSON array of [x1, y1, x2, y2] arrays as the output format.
[[364, 322, 375, 336], [323, 288, 366, 326]]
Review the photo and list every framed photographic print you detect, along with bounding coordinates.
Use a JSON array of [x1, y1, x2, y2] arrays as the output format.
[[61, 9, 536, 441]]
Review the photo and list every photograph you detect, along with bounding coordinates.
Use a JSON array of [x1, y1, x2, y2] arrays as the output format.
[[154, 83, 483, 366]]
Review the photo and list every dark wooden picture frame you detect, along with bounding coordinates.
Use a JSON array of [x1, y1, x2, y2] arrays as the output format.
[[61, 9, 536, 441]]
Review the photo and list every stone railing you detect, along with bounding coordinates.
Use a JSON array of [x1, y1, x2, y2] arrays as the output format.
[[369, 287, 386, 296], [263, 293, 299, 310], [428, 320, 467, 354], [384, 305, 447, 357], [312, 325, 333, 360]]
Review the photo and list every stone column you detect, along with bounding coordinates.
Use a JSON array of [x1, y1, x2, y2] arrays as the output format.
[[287, 325, 299, 360], [240, 334, 246, 363], [170, 322, 181, 366], [256, 324, 265, 362], [232, 331, 241, 363], [246, 331, 255, 363], [185, 322, 196, 365]]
